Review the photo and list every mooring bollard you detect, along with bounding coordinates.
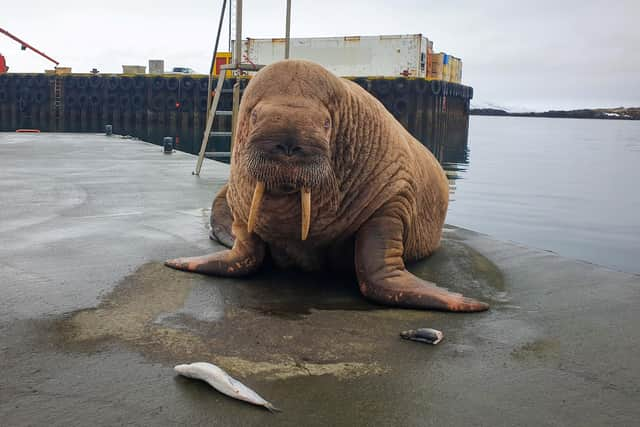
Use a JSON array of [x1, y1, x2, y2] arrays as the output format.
[[105, 124, 113, 136], [163, 136, 174, 153]]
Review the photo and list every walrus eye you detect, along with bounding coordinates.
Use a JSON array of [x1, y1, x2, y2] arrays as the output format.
[[251, 110, 258, 124], [323, 118, 331, 130]]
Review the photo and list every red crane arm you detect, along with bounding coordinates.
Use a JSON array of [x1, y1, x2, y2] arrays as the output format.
[[0, 27, 59, 66]]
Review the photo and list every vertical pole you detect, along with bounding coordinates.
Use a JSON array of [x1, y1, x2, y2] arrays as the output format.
[[230, 81, 241, 155], [285, 0, 291, 59], [234, 0, 243, 66], [206, 0, 227, 119]]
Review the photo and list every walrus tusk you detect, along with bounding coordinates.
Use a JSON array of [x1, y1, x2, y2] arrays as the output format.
[[247, 181, 265, 233], [301, 188, 311, 240]]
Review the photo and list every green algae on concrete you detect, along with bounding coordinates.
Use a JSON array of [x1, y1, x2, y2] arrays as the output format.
[[51, 234, 503, 382]]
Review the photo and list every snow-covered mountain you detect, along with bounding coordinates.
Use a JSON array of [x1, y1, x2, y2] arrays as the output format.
[[470, 100, 536, 113]]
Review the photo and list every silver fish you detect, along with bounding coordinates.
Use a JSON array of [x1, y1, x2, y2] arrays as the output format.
[[400, 328, 444, 345], [174, 362, 280, 412]]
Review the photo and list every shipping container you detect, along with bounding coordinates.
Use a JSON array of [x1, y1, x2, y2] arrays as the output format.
[[238, 34, 432, 78], [447, 56, 462, 83], [426, 39, 434, 77], [428, 53, 463, 83], [428, 53, 444, 80], [454, 57, 463, 83], [122, 65, 146, 74], [442, 53, 451, 82], [148, 60, 164, 74], [214, 52, 233, 77], [448, 57, 457, 83]]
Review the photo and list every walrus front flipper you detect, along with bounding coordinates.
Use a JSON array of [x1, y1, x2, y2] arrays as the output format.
[[166, 221, 265, 277], [210, 184, 235, 248], [354, 214, 489, 312]]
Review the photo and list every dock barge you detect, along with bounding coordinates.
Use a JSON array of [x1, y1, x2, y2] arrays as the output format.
[[0, 72, 471, 163]]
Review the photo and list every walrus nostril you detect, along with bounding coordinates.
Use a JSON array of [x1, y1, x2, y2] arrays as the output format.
[[274, 142, 300, 156]]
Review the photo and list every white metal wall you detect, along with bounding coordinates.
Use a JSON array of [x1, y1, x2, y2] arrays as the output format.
[[241, 34, 429, 78]]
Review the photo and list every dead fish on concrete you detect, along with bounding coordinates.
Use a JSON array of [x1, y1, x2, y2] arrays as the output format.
[[400, 328, 444, 345], [174, 362, 280, 412]]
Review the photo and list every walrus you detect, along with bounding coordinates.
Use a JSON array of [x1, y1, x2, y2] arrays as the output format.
[[166, 60, 488, 312]]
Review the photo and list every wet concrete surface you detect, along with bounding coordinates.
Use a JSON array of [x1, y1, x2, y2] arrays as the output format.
[[1, 133, 639, 426]]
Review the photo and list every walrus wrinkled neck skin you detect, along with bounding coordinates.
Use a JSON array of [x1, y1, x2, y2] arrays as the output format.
[[166, 59, 489, 313]]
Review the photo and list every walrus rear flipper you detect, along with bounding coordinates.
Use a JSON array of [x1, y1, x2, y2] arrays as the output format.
[[210, 184, 235, 248], [354, 213, 489, 312]]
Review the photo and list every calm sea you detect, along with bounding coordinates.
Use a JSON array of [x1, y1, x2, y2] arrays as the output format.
[[443, 116, 640, 274]]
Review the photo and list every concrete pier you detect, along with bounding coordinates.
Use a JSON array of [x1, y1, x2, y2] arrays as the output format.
[[1, 133, 638, 426]]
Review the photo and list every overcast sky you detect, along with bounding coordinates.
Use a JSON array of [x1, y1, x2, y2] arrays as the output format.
[[2, 0, 638, 111]]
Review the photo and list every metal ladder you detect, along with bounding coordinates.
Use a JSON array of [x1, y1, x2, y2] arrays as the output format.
[[203, 75, 234, 163], [202, 76, 241, 163], [193, 0, 264, 175], [194, 64, 261, 175], [53, 76, 63, 129]]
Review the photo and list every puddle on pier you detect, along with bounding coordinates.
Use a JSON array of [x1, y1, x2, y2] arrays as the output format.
[[51, 237, 505, 381]]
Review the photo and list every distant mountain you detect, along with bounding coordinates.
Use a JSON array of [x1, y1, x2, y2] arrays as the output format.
[[470, 108, 509, 116], [470, 101, 533, 113], [470, 107, 640, 120]]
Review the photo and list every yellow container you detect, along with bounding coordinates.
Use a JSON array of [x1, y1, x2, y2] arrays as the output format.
[[450, 57, 462, 83], [449, 58, 457, 83], [214, 52, 233, 78], [427, 52, 463, 82], [428, 53, 444, 81], [122, 65, 146, 74], [54, 67, 72, 75]]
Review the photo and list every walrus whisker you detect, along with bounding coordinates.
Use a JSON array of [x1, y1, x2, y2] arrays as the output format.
[[247, 181, 264, 233], [301, 188, 311, 240]]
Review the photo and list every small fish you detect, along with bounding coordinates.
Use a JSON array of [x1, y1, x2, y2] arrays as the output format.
[[400, 328, 444, 345], [174, 362, 280, 412]]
